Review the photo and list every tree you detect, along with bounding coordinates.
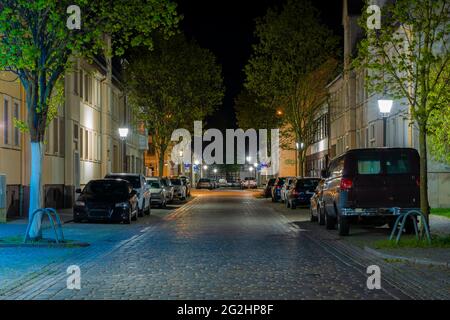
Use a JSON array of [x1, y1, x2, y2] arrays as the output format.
[[235, 90, 282, 131], [126, 34, 224, 177], [0, 0, 179, 240], [356, 0, 450, 220], [244, 0, 339, 176]]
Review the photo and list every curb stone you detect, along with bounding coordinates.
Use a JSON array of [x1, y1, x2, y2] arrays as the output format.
[[364, 246, 450, 269]]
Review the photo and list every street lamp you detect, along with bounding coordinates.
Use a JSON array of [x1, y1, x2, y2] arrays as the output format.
[[378, 98, 393, 147], [118, 128, 129, 172], [246, 156, 252, 163]]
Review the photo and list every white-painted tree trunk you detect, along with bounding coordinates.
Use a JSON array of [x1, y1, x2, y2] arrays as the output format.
[[27, 142, 44, 240]]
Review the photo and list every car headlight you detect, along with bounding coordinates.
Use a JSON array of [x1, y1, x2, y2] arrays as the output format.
[[115, 202, 129, 208], [75, 201, 85, 207]]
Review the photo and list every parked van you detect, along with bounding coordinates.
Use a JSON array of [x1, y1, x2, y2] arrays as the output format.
[[321, 148, 420, 236]]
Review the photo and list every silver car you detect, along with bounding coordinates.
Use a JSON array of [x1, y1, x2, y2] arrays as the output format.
[[146, 178, 167, 208]]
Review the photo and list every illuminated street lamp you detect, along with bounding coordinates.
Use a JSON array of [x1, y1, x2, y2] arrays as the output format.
[[118, 128, 129, 172], [203, 165, 208, 170], [246, 156, 252, 163], [378, 98, 393, 147]]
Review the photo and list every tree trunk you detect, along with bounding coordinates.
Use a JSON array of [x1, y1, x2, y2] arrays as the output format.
[[158, 154, 165, 178], [27, 142, 44, 240], [418, 123, 430, 225]]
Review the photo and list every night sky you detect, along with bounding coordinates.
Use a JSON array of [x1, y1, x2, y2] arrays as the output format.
[[176, 0, 349, 130]]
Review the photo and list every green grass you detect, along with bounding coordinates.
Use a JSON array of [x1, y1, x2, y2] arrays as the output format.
[[0, 235, 78, 246], [431, 208, 450, 219], [374, 235, 450, 249]]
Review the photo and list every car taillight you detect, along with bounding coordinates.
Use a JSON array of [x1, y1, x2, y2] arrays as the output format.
[[340, 178, 353, 190]]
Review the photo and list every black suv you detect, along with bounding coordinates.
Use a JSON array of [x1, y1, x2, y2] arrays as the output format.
[[321, 148, 420, 236]]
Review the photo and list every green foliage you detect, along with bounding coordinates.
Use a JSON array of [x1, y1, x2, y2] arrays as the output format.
[[126, 34, 224, 172], [374, 235, 450, 249], [0, 0, 180, 141], [235, 90, 282, 130], [243, 0, 338, 175], [355, 0, 450, 125], [431, 208, 450, 219]]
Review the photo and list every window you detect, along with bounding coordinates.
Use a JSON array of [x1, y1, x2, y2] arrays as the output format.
[[3, 98, 9, 145], [79, 127, 84, 159], [74, 70, 78, 95], [84, 73, 89, 103], [73, 123, 79, 151], [13, 102, 19, 146], [385, 152, 411, 174], [356, 153, 381, 175], [59, 118, 65, 156], [85, 129, 89, 160], [79, 70, 84, 99], [53, 117, 59, 154], [358, 160, 381, 174]]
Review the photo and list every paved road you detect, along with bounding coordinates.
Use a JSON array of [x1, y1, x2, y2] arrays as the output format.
[[1, 189, 449, 300]]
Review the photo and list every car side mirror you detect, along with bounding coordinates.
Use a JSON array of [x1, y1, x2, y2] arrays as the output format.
[[75, 188, 82, 194]]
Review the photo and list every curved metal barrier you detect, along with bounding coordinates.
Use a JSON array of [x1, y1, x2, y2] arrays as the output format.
[[389, 208, 431, 244], [24, 208, 65, 243]]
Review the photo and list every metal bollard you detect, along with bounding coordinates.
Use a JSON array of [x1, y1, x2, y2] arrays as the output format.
[[0, 174, 6, 223]]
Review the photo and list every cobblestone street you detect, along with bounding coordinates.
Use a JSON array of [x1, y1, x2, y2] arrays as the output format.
[[1, 190, 449, 300]]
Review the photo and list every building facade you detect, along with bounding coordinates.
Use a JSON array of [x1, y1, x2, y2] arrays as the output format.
[[0, 55, 147, 219]]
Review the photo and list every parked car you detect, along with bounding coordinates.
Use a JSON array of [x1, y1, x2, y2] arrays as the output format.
[[73, 179, 138, 224], [286, 178, 321, 209], [161, 177, 175, 202], [146, 178, 167, 208], [271, 177, 286, 202], [105, 173, 151, 217], [263, 178, 276, 198], [309, 179, 326, 224], [321, 148, 420, 236], [218, 178, 228, 187], [230, 179, 241, 188], [241, 177, 257, 189], [280, 176, 296, 202], [170, 177, 187, 200], [179, 175, 191, 196], [197, 178, 214, 189]]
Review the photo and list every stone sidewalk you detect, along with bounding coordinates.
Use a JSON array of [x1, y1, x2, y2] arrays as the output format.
[[263, 197, 450, 269]]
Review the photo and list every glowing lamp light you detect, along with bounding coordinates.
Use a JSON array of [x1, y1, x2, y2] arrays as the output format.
[[378, 99, 393, 114], [249, 167, 254, 172], [246, 156, 252, 162], [213, 168, 218, 173], [118, 128, 129, 139], [194, 160, 200, 165], [203, 165, 208, 170]]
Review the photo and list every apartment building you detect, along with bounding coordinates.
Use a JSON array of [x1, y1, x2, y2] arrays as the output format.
[[0, 55, 147, 219], [323, 0, 450, 207]]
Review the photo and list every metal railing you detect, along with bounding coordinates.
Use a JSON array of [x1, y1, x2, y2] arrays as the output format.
[[389, 208, 431, 244], [24, 208, 65, 244]]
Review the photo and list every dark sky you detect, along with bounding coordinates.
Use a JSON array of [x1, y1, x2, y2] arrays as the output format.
[[176, 0, 346, 130]]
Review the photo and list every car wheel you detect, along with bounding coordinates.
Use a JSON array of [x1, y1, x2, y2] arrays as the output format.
[[404, 217, 417, 234], [124, 209, 131, 224], [337, 214, 350, 236], [318, 206, 325, 225], [324, 207, 335, 230]]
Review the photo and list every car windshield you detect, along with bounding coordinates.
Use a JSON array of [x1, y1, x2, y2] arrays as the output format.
[[244, 177, 254, 181], [199, 179, 210, 182], [296, 179, 320, 189], [84, 181, 129, 197], [107, 175, 140, 188], [171, 179, 181, 185], [150, 182, 161, 188]]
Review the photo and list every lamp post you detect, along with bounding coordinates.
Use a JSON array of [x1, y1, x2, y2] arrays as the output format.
[[378, 98, 393, 147], [118, 127, 129, 172], [203, 165, 208, 179], [178, 150, 184, 175]]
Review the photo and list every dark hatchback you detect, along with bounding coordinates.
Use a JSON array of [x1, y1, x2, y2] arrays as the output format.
[[321, 148, 420, 236], [73, 179, 138, 224], [286, 178, 321, 209], [263, 178, 276, 198]]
